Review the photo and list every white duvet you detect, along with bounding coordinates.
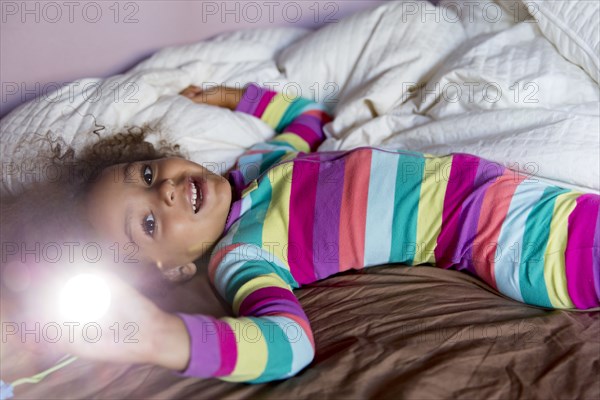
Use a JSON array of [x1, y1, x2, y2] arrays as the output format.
[[1, 0, 599, 197]]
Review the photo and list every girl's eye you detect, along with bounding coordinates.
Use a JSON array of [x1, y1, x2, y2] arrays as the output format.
[[142, 165, 153, 185], [142, 213, 156, 237]]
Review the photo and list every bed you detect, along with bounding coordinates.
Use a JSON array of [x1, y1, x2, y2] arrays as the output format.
[[1, 0, 599, 398]]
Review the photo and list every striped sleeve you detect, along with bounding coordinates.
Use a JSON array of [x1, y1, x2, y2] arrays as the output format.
[[175, 251, 315, 383], [424, 154, 600, 310], [232, 83, 332, 183]]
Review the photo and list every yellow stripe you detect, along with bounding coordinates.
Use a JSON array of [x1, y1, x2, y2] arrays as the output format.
[[232, 272, 290, 314], [219, 317, 268, 382], [261, 94, 289, 129], [413, 155, 451, 265], [262, 163, 294, 269], [544, 191, 579, 309], [277, 132, 310, 153], [279, 151, 301, 163]]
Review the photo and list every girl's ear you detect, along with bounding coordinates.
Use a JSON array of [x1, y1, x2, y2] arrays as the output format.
[[162, 262, 197, 283]]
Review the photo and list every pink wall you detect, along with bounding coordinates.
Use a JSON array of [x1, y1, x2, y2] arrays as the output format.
[[0, 0, 387, 118]]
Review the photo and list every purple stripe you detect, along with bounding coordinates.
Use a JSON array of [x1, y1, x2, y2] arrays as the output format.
[[313, 158, 345, 279], [223, 172, 244, 233], [286, 114, 323, 140], [224, 198, 242, 233], [435, 154, 480, 269], [234, 83, 264, 115], [458, 160, 505, 274], [176, 314, 221, 377], [228, 168, 245, 199], [238, 286, 310, 321], [566, 194, 600, 308]]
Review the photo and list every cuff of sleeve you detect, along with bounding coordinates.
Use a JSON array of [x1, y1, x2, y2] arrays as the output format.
[[173, 313, 221, 378], [234, 83, 267, 115]]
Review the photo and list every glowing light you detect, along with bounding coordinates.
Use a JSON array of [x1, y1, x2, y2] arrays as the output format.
[[59, 274, 111, 322]]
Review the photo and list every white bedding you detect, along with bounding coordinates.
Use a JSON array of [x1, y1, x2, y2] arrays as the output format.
[[1, 0, 598, 196]]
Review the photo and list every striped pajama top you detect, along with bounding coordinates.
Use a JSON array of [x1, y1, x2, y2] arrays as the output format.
[[177, 83, 600, 383]]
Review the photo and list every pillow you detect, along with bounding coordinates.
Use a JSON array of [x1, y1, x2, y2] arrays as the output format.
[[526, 0, 599, 83], [277, 1, 467, 140], [0, 27, 308, 198]]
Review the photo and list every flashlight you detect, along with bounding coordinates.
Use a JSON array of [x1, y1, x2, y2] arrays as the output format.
[[59, 274, 111, 322]]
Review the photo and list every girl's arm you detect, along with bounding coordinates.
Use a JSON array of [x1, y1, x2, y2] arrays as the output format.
[[47, 268, 310, 383], [180, 85, 245, 111], [175, 256, 315, 383], [181, 83, 332, 153], [42, 273, 191, 371], [233, 83, 333, 153], [181, 83, 333, 180]]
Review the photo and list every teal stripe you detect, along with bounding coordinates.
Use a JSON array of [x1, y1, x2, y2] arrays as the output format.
[[214, 246, 297, 299], [232, 178, 272, 247], [519, 186, 569, 307], [261, 315, 313, 379], [389, 154, 425, 264], [275, 97, 312, 132], [225, 263, 275, 303], [224, 260, 296, 303], [259, 150, 288, 174], [247, 317, 294, 383], [267, 140, 299, 152], [364, 150, 399, 266], [494, 179, 546, 303]]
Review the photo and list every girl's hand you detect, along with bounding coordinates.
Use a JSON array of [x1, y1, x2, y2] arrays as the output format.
[[180, 84, 245, 110], [48, 273, 190, 371]]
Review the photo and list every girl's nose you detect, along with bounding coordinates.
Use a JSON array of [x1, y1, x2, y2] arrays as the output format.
[[159, 179, 176, 206]]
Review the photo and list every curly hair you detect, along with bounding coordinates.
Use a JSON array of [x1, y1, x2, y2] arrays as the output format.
[[77, 124, 185, 175], [1, 124, 187, 299], [2, 122, 184, 226]]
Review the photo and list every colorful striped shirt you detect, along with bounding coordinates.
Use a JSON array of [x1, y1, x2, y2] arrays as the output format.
[[177, 83, 600, 383]]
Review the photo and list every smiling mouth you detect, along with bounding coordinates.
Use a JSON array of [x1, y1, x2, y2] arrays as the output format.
[[190, 178, 204, 214]]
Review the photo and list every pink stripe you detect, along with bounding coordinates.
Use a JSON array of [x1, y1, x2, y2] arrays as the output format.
[[593, 206, 600, 301], [566, 194, 600, 309], [304, 109, 333, 123], [339, 149, 371, 271], [208, 243, 244, 283], [284, 121, 320, 151], [277, 312, 315, 350], [289, 114, 324, 137], [214, 320, 238, 376], [472, 172, 527, 288], [254, 91, 277, 118], [238, 286, 310, 321], [288, 160, 320, 284], [435, 154, 480, 268], [245, 149, 273, 155]]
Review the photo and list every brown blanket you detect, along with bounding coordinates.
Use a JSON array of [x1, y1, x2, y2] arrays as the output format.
[[5, 264, 599, 399]]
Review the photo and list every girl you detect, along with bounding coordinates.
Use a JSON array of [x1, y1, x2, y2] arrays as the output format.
[[12, 83, 600, 385]]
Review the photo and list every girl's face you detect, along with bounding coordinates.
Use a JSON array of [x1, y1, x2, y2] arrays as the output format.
[[84, 157, 232, 279]]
